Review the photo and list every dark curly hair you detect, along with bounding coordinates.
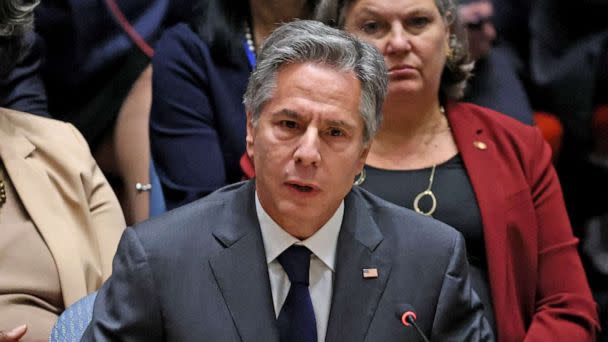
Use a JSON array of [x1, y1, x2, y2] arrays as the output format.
[[314, 0, 473, 100], [0, 0, 39, 77]]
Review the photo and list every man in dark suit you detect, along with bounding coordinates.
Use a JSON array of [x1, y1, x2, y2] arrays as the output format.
[[82, 20, 493, 341]]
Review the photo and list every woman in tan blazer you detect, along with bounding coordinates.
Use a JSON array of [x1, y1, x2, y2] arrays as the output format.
[[0, 1, 125, 340], [0, 108, 126, 340]]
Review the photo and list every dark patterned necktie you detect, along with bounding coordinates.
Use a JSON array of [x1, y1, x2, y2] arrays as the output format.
[[277, 245, 318, 342]]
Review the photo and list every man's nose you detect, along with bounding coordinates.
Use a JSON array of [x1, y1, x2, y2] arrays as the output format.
[[293, 129, 321, 167]]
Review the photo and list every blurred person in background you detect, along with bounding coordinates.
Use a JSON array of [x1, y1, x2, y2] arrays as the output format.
[[528, 1, 608, 337], [6, 0, 194, 225], [458, 0, 533, 125]]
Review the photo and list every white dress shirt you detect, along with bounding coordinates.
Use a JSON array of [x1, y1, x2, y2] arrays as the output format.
[[255, 193, 343, 342]]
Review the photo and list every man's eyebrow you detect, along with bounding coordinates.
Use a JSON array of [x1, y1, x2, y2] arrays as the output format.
[[271, 108, 301, 119], [326, 119, 355, 130], [270, 109, 356, 130]]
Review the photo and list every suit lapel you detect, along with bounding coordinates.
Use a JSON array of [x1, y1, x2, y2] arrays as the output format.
[[209, 183, 279, 342], [447, 103, 508, 323], [325, 191, 392, 342], [0, 113, 87, 305]]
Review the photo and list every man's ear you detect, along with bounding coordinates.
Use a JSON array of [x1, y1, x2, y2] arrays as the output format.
[[245, 111, 255, 159], [356, 142, 371, 172]]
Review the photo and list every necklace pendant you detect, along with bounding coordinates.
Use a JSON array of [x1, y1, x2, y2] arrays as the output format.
[[413, 189, 437, 216], [353, 169, 366, 186]]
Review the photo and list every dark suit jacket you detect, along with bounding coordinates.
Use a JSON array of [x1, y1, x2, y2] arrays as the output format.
[[447, 102, 599, 341], [83, 180, 493, 341], [0, 33, 48, 117], [150, 23, 251, 210]]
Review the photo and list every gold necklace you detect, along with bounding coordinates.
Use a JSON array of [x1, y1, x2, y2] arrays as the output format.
[[353, 105, 446, 215], [414, 105, 444, 216], [353, 164, 438, 216]]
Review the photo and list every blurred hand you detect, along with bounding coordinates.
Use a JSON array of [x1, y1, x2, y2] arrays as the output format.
[[0, 325, 27, 342], [458, 0, 496, 61]]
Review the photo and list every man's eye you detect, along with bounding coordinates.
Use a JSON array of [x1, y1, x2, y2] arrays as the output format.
[[328, 128, 345, 137], [279, 120, 298, 129]]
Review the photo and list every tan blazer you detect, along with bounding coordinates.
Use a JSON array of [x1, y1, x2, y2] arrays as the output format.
[[0, 108, 125, 307]]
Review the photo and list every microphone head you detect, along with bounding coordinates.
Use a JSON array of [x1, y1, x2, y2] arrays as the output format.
[[396, 303, 417, 327]]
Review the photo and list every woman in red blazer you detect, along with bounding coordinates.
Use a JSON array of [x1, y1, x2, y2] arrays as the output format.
[[234, 0, 605, 340], [310, 0, 600, 340], [445, 101, 598, 340]]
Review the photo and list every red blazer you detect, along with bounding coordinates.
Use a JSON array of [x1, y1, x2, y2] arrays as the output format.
[[239, 102, 600, 341], [447, 102, 598, 341]]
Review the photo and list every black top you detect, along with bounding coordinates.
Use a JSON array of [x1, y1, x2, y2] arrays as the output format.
[[360, 154, 496, 332]]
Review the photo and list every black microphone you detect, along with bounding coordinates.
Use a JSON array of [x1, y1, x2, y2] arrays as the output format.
[[396, 304, 430, 342]]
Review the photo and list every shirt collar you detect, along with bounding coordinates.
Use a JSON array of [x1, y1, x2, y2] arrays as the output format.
[[255, 192, 343, 272]]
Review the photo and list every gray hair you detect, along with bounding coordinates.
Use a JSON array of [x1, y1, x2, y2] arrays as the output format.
[[243, 20, 388, 144], [0, 0, 39, 77], [0, 0, 38, 37], [314, 0, 473, 100]]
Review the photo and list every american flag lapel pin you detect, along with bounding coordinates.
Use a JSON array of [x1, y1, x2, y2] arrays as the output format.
[[362, 268, 378, 279]]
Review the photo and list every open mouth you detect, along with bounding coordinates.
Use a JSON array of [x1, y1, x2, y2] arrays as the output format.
[[287, 182, 315, 192]]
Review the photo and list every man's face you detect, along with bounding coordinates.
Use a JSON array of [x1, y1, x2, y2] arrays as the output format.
[[247, 62, 369, 236]]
